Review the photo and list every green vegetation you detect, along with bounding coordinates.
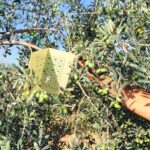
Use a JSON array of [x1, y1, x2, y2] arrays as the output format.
[[0, 0, 150, 149]]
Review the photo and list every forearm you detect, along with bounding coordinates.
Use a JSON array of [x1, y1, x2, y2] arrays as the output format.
[[122, 88, 150, 121]]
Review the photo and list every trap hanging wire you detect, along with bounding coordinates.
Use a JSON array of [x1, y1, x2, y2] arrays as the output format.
[[29, 48, 75, 95]]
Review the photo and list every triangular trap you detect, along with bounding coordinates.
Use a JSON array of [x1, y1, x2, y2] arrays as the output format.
[[29, 48, 75, 95]]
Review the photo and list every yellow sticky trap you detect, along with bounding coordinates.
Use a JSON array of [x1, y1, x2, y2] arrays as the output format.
[[29, 48, 75, 95]]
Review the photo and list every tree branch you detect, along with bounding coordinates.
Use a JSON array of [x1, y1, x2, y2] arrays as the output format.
[[0, 28, 57, 36], [0, 40, 41, 51]]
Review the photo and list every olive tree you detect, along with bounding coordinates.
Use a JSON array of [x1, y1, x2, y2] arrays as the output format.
[[0, 0, 150, 149]]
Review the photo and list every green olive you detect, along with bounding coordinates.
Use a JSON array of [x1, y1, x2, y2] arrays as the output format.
[[139, 140, 143, 144], [96, 69, 101, 74], [103, 87, 109, 94], [99, 68, 107, 73], [135, 138, 139, 143], [74, 74, 78, 80], [39, 97, 44, 103], [104, 51, 108, 56], [136, 28, 144, 34], [66, 92, 71, 98], [62, 108, 67, 114], [43, 94, 48, 99], [45, 94, 49, 98], [101, 56, 104, 61], [116, 97, 122, 103], [106, 39, 112, 45], [114, 103, 121, 109], [88, 63, 94, 68], [61, 108, 68, 115], [22, 90, 30, 98], [110, 101, 115, 106], [98, 89, 104, 94], [85, 61, 94, 68], [144, 139, 150, 143]]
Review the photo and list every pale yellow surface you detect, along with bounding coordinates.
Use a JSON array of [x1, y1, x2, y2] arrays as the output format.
[[29, 48, 75, 95]]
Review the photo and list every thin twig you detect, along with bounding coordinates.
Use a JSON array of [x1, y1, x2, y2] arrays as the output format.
[[74, 95, 85, 133], [138, 43, 150, 47], [77, 81, 100, 114], [0, 28, 57, 36]]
